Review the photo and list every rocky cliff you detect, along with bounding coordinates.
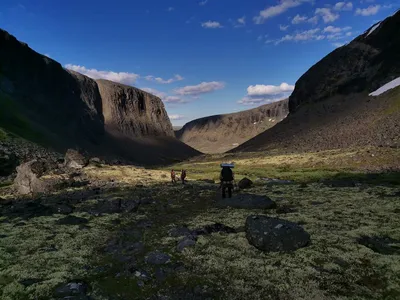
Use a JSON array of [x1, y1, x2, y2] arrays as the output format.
[[232, 10, 400, 153], [176, 99, 288, 153], [0, 28, 199, 165]]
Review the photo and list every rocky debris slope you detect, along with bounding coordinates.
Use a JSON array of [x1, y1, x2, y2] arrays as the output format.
[[232, 11, 400, 154], [0, 28, 199, 165], [175, 99, 288, 153]]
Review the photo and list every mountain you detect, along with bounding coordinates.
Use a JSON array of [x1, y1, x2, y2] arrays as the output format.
[[0, 29, 199, 165], [175, 99, 288, 153], [231, 10, 400, 154]]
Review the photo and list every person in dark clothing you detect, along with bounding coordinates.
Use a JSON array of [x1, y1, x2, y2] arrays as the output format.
[[220, 164, 234, 198], [181, 169, 187, 184]]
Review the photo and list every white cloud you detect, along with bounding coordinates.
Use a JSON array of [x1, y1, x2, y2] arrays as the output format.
[[199, 0, 208, 5], [167, 7, 174, 12], [323, 25, 351, 33], [334, 2, 353, 11], [238, 82, 294, 105], [44, 53, 51, 58], [238, 16, 246, 25], [145, 74, 184, 84], [279, 24, 290, 31], [142, 88, 187, 104], [315, 8, 340, 23], [308, 16, 319, 24], [254, 0, 313, 24], [355, 5, 381, 16], [65, 64, 139, 85], [292, 14, 308, 24], [201, 21, 222, 28], [169, 114, 185, 120], [174, 81, 225, 96], [275, 28, 322, 44], [247, 83, 295, 96]]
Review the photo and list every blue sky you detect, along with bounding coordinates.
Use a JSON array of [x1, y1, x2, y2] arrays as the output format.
[[0, 0, 398, 125]]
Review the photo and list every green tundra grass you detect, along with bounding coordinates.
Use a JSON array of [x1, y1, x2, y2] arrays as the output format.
[[0, 148, 399, 299]]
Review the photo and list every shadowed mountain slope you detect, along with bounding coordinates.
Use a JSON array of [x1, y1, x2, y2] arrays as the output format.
[[231, 10, 400, 154], [0, 28, 199, 165], [176, 99, 288, 153]]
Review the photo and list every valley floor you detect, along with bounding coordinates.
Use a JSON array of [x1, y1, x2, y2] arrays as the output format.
[[0, 148, 400, 300]]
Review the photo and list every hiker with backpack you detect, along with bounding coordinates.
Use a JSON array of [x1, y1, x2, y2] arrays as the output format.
[[220, 163, 234, 198]]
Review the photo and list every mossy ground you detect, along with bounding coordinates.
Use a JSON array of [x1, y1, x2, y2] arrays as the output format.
[[0, 149, 399, 299]]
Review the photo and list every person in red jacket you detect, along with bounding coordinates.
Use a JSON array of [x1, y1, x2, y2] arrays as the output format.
[[171, 169, 177, 184]]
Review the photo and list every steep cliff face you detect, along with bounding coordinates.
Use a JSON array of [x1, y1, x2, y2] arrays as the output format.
[[232, 11, 400, 153], [0, 28, 198, 164], [289, 10, 400, 113], [96, 79, 174, 138], [176, 99, 288, 153]]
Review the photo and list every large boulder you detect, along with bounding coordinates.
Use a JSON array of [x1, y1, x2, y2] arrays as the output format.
[[245, 215, 310, 252], [14, 160, 60, 195], [65, 149, 88, 169], [238, 177, 253, 189], [216, 193, 276, 209]]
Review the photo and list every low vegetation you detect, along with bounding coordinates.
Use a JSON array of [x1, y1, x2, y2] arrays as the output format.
[[0, 149, 399, 299]]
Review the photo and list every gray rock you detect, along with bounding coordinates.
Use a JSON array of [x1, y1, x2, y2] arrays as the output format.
[[54, 281, 89, 298], [245, 215, 311, 252], [14, 160, 60, 195], [216, 194, 276, 209], [0, 149, 19, 176], [238, 177, 253, 189], [168, 226, 192, 237], [146, 251, 171, 265], [65, 149, 88, 170], [177, 237, 196, 252], [57, 215, 88, 225]]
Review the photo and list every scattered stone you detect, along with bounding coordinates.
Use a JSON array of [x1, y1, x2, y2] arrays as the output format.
[[245, 215, 311, 252], [146, 251, 171, 265], [238, 177, 253, 189], [193, 223, 236, 236], [54, 281, 89, 298], [57, 215, 89, 225], [168, 226, 192, 237], [177, 237, 196, 252], [64, 149, 88, 169], [358, 236, 400, 255], [136, 219, 153, 228], [53, 204, 74, 214], [155, 268, 167, 282], [127, 242, 145, 254], [276, 205, 297, 214], [19, 278, 42, 287], [216, 194, 277, 209]]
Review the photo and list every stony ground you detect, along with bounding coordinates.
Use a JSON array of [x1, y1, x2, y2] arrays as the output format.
[[0, 152, 400, 300]]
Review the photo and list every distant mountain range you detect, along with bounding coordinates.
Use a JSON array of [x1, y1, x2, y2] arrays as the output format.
[[175, 99, 288, 153]]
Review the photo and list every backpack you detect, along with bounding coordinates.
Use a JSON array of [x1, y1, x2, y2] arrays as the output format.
[[221, 167, 233, 181]]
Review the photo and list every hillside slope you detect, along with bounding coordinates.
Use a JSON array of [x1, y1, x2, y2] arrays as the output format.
[[176, 99, 288, 153], [0, 28, 199, 165], [232, 10, 400, 154]]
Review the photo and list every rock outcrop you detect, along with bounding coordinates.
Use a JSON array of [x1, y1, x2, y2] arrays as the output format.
[[232, 11, 400, 153], [245, 215, 311, 252], [175, 99, 288, 153], [0, 28, 199, 165]]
